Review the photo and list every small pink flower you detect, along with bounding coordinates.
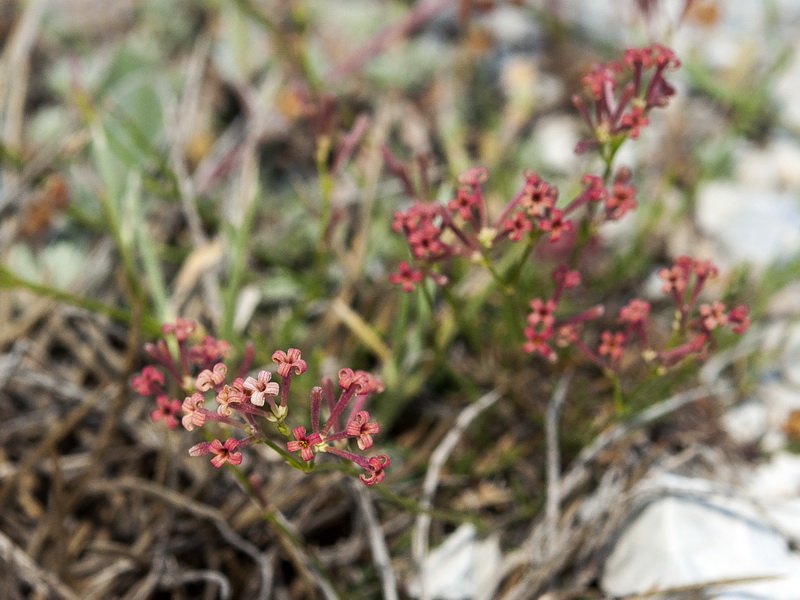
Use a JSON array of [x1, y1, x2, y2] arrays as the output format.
[[242, 370, 280, 406], [605, 181, 637, 220], [598, 331, 627, 362], [189, 336, 232, 367], [448, 188, 480, 220], [189, 438, 243, 468], [131, 366, 165, 395], [456, 166, 489, 186], [728, 304, 750, 334], [161, 317, 196, 342], [619, 299, 651, 324], [528, 298, 557, 329], [519, 173, 557, 217], [503, 211, 533, 241], [182, 392, 207, 431], [390, 261, 424, 292], [523, 327, 556, 361], [196, 362, 227, 392], [360, 455, 391, 485], [216, 379, 245, 416], [287, 426, 323, 462], [151, 395, 182, 428], [346, 411, 381, 450], [272, 348, 307, 377], [659, 265, 687, 295], [620, 106, 649, 139], [538, 209, 573, 242], [699, 301, 728, 331]]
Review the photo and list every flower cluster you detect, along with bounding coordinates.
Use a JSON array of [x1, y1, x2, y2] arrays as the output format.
[[132, 319, 390, 485], [523, 256, 750, 370], [573, 43, 680, 155], [389, 167, 638, 292]]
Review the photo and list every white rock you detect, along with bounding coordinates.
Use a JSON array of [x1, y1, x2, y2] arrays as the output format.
[[695, 181, 800, 269], [602, 474, 800, 599], [407, 523, 501, 600], [722, 401, 769, 444]]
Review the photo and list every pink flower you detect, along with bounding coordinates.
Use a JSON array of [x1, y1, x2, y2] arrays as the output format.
[[161, 317, 196, 342], [598, 331, 627, 362], [151, 395, 182, 428], [390, 261, 424, 292], [523, 327, 556, 361], [287, 426, 323, 462], [346, 411, 381, 450], [699, 301, 728, 331], [503, 211, 533, 241], [196, 362, 227, 392], [216, 379, 245, 416], [189, 438, 243, 468], [620, 106, 649, 139], [181, 393, 206, 431], [189, 336, 232, 367], [272, 348, 307, 377], [131, 366, 165, 396], [527, 298, 557, 329], [606, 181, 637, 220], [242, 370, 280, 406], [728, 304, 750, 334], [538, 209, 573, 242], [448, 188, 480, 220], [360, 455, 391, 485], [619, 299, 651, 324], [519, 173, 558, 217], [659, 265, 687, 296]]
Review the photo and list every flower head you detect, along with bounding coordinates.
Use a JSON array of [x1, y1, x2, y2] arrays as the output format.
[[196, 362, 227, 392], [272, 348, 307, 377], [181, 392, 206, 431], [346, 411, 381, 450], [216, 379, 245, 416], [132, 366, 165, 396], [359, 455, 391, 485], [242, 370, 280, 406], [189, 438, 243, 468], [151, 395, 182, 428], [161, 317, 196, 342], [390, 261, 424, 292], [287, 426, 323, 462]]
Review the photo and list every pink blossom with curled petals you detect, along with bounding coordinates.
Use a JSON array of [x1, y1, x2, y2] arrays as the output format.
[[360, 455, 391, 485], [196, 362, 227, 392], [272, 348, 307, 377], [287, 426, 323, 462], [346, 411, 381, 450], [606, 181, 637, 220], [390, 261, 424, 292], [151, 395, 182, 428], [182, 392, 206, 431], [131, 366, 165, 395], [216, 379, 244, 416], [242, 370, 280, 406], [456, 166, 489, 187], [189, 439, 243, 468]]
